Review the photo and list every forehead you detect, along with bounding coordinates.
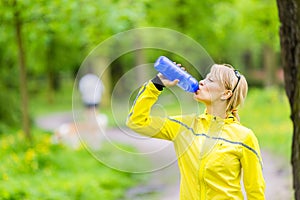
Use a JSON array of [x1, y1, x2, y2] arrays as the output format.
[[209, 64, 233, 78]]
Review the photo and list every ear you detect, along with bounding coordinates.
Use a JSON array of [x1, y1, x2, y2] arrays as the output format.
[[221, 90, 233, 100]]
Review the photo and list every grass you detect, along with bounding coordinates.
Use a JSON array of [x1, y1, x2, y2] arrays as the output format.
[[0, 129, 147, 200]]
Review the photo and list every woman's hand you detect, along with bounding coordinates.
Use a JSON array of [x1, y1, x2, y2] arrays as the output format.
[[157, 63, 184, 87], [157, 73, 179, 87]]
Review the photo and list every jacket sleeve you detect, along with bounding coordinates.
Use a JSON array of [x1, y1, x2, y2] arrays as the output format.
[[126, 81, 181, 141], [241, 130, 266, 200]]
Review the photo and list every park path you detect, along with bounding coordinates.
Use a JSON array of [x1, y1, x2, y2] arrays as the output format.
[[36, 112, 293, 200]]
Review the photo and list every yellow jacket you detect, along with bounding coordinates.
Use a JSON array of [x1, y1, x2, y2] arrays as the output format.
[[127, 81, 265, 200]]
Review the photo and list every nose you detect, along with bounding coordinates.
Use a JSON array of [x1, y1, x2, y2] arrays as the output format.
[[199, 80, 204, 86]]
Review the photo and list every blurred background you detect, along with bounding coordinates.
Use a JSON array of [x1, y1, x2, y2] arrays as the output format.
[[0, 0, 292, 199]]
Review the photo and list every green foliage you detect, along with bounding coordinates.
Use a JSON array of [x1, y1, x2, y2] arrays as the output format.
[[144, 0, 280, 69], [0, 0, 291, 161], [0, 3, 290, 198], [0, 0, 283, 140], [0, 85, 20, 133], [29, 77, 74, 115], [240, 87, 292, 158], [0, 130, 146, 200], [0, 0, 280, 75]]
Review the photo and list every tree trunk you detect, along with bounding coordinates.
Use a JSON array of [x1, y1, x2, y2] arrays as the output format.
[[14, 3, 31, 141], [134, 34, 147, 85], [263, 44, 277, 87], [46, 32, 59, 104], [95, 58, 111, 108], [277, 0, 300, 199], [242, 50, 252, 73]]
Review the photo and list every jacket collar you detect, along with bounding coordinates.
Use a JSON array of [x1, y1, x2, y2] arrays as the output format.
[[198, 110, 238, 124]]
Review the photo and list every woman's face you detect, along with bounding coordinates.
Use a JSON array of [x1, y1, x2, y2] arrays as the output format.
[[193, 72, 225, 104]]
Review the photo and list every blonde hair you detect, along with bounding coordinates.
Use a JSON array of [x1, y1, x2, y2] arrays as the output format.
[[210, 64, 248, 120]]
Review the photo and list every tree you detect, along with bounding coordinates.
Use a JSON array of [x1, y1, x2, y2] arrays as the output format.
[[0, 0, 86, 137], [12, 0, 31, 140], [276, 0, 300, 199]]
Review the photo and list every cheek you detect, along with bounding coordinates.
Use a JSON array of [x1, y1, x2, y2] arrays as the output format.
[[207, 83, 224, 95], [194, 87, 210, 101], [195, 82, 222, 97], [195, 86, 221, 101]]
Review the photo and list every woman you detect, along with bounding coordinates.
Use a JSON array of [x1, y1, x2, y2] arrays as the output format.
[[126, 63, 265, 200]]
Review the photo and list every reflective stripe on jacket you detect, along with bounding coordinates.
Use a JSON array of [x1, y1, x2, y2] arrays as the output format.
[[127, 81, 265, 200]]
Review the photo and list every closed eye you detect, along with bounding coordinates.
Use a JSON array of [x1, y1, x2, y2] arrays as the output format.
[[205, 73, 214, 82]]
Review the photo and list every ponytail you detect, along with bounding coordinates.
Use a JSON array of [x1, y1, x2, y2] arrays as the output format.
[[231, 109, 240, 121]]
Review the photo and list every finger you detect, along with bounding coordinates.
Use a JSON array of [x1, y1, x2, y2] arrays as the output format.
[[171, 79, 179, 85], [173, 62, 182, 67], [157, 73, 165, 79]]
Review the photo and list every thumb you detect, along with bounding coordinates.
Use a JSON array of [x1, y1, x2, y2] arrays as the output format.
[[168, 79, 179, 87], [172, 79, 179, 85]]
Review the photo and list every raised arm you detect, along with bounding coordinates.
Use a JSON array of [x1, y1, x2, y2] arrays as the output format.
[[126, 79, 182, 140]]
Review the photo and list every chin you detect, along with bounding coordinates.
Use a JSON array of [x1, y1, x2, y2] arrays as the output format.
[[193, 94, 203, 102]]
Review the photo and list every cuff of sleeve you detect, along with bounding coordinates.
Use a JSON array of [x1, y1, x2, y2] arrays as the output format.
[[151, 75, 165, 91]]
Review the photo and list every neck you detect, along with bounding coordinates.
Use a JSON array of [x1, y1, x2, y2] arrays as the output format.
[[205, 102, 227, 119]]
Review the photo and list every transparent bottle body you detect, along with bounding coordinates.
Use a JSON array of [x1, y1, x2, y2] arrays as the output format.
[[154, 56, 199, 92]]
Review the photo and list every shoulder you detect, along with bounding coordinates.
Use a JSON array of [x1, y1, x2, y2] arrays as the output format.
[[228, 123, 261, 155], [224, 121, 249, 137], [223, 122, 261, 151]]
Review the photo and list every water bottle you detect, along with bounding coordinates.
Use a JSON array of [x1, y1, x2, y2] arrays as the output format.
[[154, 56, 199, 93]]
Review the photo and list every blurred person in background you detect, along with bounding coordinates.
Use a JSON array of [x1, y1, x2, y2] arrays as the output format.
[[79, 73, 104, 111], [52, 73, 107, 150]]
